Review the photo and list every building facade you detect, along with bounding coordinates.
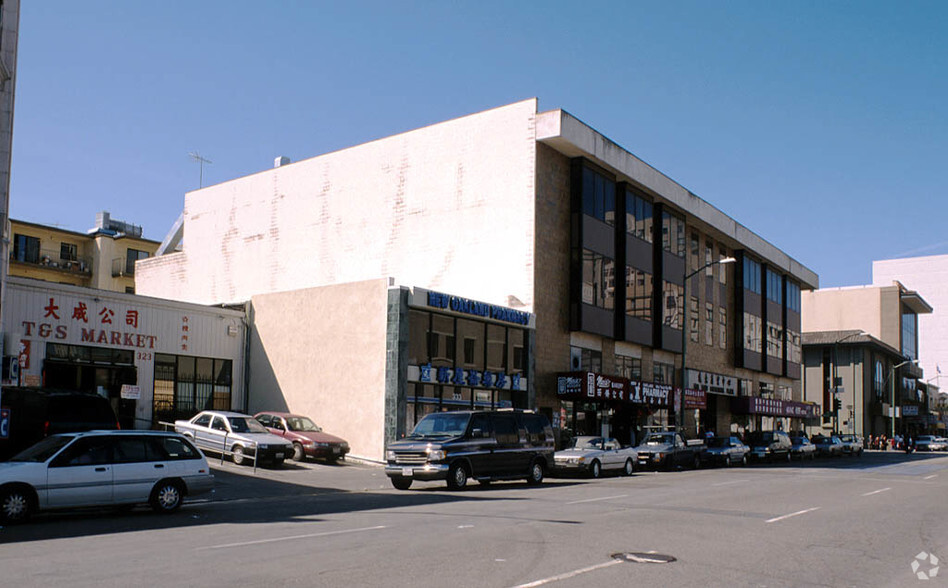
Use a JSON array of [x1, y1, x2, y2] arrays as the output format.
[[137, 99, 818, 453], [1, 276, 246, 430], [7, 213, 159, 294], [801, 282, 934, 438], [0, 0, 20, 354]]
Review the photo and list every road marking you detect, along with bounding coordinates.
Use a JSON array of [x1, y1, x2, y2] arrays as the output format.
[[711, 479, 749, 487], [458, 525, 474, 529], [197, 525, 387, 550], [924, 475, 938, 480], [511, 559, 624, 587], [862, 488, 891, 496], [765, 507, 820, 523], [566, 494, 628, 505]]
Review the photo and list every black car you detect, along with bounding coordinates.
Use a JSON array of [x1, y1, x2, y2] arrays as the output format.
[[0, 387, 119, 461], [384, 410, 554, 490], [746, 430, 793, 463]]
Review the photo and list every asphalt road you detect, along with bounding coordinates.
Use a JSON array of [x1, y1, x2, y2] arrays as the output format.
[[2, 451, 946, 588]]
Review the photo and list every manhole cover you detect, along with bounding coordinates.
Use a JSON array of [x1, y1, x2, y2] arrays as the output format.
[[611, 552, 677, 564]]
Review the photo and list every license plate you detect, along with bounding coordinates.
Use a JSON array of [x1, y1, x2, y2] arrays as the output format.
[[275, 453, 284, 458], [333, 447, 341, 454], [401, 467, 413, 477]]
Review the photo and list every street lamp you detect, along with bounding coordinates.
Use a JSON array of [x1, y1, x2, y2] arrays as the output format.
[[890, 358, 919, 440], [832, 331, 865, 434], [678, 256, 736, 437]]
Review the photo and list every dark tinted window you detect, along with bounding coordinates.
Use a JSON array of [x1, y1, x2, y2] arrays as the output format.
[[149, 436, 201, 460], [211, 416, 228, 431], [491, 414, 519, 444], [522, 414, 546, 435], [256, 414, 272, 426], [50, 436, 113, 467], [469, 414, 491, 437], [48, 395, 115, 424]]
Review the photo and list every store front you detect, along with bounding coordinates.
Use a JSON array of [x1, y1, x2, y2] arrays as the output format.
[[1, 277, 246, 428], [555, 371, 675, 447], [730, 396, 820, 435], [404, 289, 534, 432]]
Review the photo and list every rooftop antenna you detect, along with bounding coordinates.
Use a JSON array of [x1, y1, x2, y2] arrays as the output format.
[[188, 151, 213, 188]]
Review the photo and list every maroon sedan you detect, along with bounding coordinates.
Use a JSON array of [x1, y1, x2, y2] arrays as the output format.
[[254, 412, 350, 463]]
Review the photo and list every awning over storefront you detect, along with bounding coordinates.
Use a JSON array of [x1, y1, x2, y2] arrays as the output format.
[[731, 397, 820, 419]]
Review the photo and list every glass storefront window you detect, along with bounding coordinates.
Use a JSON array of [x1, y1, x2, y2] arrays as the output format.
[[430, 314, 455, 367], [408, 310, 430, 365]]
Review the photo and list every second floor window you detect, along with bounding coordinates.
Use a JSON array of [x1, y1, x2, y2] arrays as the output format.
[[581, 167, 616, 226], [625, 267, 653, 320], [661, 211, 685, 257], [126, 248, 149, 275], [582, 250, 615, 310], [60, 242, 78, 262], [13, 234, 40, 263]]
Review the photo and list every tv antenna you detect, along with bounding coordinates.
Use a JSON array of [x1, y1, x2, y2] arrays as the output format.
[[188, 151, 213, 188]]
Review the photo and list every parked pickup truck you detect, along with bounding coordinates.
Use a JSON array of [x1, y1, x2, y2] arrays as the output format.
[[174, 410, 294, 467], [635, 431, 706, 470]]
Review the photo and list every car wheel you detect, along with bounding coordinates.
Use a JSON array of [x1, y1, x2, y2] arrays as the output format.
[[590, 460, 602, 479], [150, 480, 184, 513], [391, 476, 412, 490], [232, 445, 246, 466], [741, 454, 748, 467], [0, 486, 34, 524], [623, 459, 634, 476], [786, 451, 792, 463], [292, 443, 305, 462], [527, 460, 545, 485], [693, 455, 701, 470], [446, 463, 468, 490]]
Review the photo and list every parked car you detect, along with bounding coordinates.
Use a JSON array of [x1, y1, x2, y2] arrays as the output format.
[[635, 431, 706, 470], [174, 410, 294, 466], [703, 436, 750, 467], [0, 387, 119, 461], [746, 430, 793, 463], [254, 411, 350, 462], [812, 434, 844, 457], [0, 430, 213, 524], [837, 434, 864, 456], [553, 436, 637, 477], [385, 409, 554, 490], [936, 437, 948, 451], [914, 435, 948, 452], [790, 436, 817, 461]]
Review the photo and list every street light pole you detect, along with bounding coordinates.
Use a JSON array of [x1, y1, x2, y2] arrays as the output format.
[[832, 331, 865, 435], [678, 256, 736, 437]]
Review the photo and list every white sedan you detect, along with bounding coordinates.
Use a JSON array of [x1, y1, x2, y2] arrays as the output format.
[[554, 436, 637, 478]]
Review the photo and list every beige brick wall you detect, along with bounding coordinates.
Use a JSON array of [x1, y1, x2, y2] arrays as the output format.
[[533, 143, 573, 411], [247, 279, 390, 461]]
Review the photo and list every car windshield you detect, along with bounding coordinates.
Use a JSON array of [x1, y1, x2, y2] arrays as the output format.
[[286, 416, 321, 432], [642, 433, 675, 445], [228, 416, 269, 434], [747, 432, 775, 445], [569, 436, 603, 450], [9, 435, 75, 462], [409, 413, 471, 438], [791, 437, 807, 444], [706, 437, 729, 448]]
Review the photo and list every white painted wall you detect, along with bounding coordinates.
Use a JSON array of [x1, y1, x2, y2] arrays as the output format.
[[137, 99, 539, 312], [873, 255, 948, 385]]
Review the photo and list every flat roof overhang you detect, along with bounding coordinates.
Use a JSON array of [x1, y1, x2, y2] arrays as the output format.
[[536, 108, 819, 290], [901, 290, 933, 315]]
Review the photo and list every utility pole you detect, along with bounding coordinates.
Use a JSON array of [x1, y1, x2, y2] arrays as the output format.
[[189, 152, 213, 188]]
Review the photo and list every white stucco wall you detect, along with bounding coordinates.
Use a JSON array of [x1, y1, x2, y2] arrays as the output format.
[[246, 279, 390, 462], [137, 99, 539, 312], [873, 255, 948, 385]]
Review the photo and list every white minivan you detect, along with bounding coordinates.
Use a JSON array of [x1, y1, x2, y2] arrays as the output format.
[[0, 430, 214, 523]]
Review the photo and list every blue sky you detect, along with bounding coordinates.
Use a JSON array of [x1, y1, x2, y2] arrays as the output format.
[[10, 1, 947, 288]]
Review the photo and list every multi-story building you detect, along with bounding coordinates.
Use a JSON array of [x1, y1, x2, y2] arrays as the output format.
[[801, 282, 933, 438], [137, 99, 818, 459], [7, 212, 159, 294], [0, 0, 20, 353]]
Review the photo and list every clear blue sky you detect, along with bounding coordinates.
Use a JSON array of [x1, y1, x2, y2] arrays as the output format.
[[10, 1, 947, 288]]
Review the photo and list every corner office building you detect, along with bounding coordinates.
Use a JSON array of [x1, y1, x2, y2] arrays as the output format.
[[136, 99, 818, 458]]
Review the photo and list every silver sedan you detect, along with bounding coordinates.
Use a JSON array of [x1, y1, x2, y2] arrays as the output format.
[[554, 436, 637, 478]]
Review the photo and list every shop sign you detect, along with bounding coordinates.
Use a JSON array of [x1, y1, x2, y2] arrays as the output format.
[[415, 363, 523, 391], [120, 385, 141, 400], [21, 296, 158, 350], [686, 369, 736, 396], [733, 397, 820, 418], [684, 389, 707, 410], [557, 374, 583, 398], [902, 405, 919, 416], [426, 291, 531, 326], [630, 382, 673, 407]]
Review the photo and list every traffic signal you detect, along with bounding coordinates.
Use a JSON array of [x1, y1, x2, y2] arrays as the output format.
[[833, 398, 842, 413]]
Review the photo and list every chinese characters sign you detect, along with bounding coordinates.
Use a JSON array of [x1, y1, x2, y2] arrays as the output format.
[[21, 295, 159, 350]]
